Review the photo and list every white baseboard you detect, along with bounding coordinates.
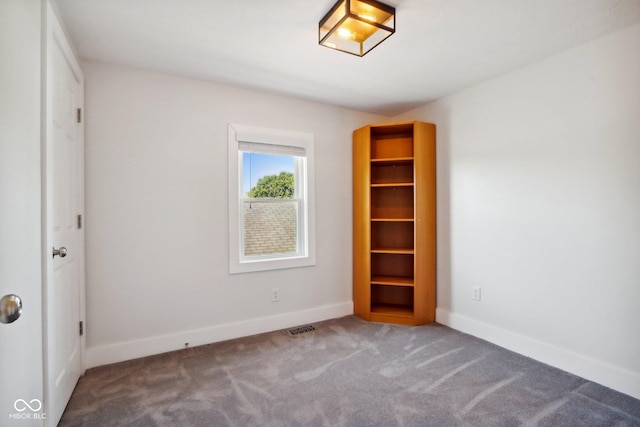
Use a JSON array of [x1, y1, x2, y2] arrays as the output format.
[[436, 308, 640, 400], [85, 301, 353, 369]]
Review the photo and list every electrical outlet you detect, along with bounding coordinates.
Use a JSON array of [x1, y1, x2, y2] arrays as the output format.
[[472, 287, 481, 301], [272, 288, 280, 302]]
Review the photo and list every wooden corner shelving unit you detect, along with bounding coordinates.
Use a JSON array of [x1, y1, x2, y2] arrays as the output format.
[[353, 121, 436, 326]]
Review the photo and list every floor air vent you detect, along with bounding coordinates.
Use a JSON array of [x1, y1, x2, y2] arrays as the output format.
[[286, 325, 316, 336]]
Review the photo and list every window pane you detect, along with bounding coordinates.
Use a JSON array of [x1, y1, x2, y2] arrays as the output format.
[[242, 200, 298, 257], [242, 152, 295, 198], [241, 151, 300, 258]]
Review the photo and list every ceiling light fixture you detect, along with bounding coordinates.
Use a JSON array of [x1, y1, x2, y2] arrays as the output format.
[[319, 0, 395, 57]]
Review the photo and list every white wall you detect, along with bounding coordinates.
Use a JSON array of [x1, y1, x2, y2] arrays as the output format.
[[395, 23, 640, 399], [82, 60, 385, 367]]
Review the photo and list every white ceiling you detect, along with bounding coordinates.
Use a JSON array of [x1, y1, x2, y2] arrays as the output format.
[[55, 0, 640, 116]]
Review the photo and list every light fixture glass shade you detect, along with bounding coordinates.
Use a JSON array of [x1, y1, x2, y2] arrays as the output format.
[[319, 0, 395, 57]]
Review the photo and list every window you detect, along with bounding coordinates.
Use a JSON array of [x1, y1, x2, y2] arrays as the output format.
[[228, 123, 316, 274]]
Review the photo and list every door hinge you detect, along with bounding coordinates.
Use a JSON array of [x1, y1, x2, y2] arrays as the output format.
[[77, 108, 82, 123], [77, 214, 82, 229], [79, 321, 84, 336]]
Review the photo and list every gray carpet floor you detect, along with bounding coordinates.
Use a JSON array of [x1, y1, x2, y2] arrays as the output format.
[[59, 316, 640, 426]]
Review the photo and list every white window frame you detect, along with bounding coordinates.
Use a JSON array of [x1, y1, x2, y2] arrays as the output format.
[[228, 123, 316, 274]]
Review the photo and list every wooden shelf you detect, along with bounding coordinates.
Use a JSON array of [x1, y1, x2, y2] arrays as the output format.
[[371, 160, 413, 186], [353, 121, 436, 326], [371, 253, 413, 280], [371, 275, 414, 286], [370, 304, 415, 325], [371, 183, 414, 188], [371, 157, 413, 164], [370, 216, 415, 221], [371, 222, 414, 253], [371, 303, 414, 316], [370, 122, 415, 138], [370, 136, 413, 160], [370, 186, 414, 219], [371, 218, 414, 222], [371, 248, 414, 255]]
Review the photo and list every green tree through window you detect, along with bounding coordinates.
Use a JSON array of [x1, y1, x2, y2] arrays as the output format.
[[247, 171, 294, 199]]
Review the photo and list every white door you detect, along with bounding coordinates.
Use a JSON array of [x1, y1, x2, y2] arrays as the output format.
[[44, 3, 85, 425], [0, 1, 46, 426]]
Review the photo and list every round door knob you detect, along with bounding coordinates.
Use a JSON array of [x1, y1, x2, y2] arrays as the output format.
[[0, 294, 22, 324], [52, 246, 68, 258]]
